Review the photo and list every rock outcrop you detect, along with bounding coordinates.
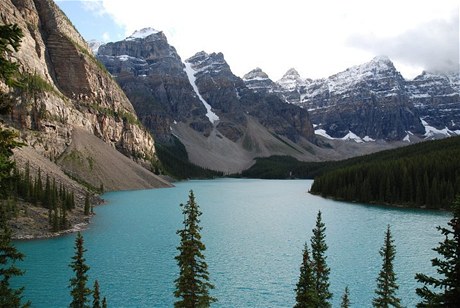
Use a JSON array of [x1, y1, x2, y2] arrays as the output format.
[[0, 0, 168, 189], [97, 33, 317, 172], [245, 56, 458, 142]]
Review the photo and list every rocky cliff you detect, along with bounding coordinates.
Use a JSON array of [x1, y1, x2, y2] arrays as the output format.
[[97, 31, 318, 172], [245, 56, 459, 142], [0, 0, 169, 191]]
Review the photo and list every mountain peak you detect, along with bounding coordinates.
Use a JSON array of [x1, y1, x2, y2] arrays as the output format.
[[126, 27, 160, 40], [282, 68, 301, 79], [243, 68, 270, 81]]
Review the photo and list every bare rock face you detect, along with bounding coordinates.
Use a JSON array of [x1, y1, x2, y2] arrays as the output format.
[[97, 33, 316, 146], [407, 71, 460, 132], [97, 29, 209, 142], [0, 0, 158, 185]]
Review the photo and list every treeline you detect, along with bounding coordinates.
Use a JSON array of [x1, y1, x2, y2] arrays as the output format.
[[310, 136, 460, 209], [239, 155, 330, 179], [0, 161, 92, 232], [155, 136, 223, 180]]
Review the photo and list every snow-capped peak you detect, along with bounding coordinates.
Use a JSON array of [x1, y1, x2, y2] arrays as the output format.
[[243, 68, 270, 81], [277, 68, 308, 92], [126, 27, 160, 40]]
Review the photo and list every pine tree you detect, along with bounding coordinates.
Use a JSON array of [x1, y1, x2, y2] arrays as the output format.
[[174, 190, 216, 307], [294, 242, 318, 307], [101, 297, 107, 308], [0, 24, 23, 89], [69, 232, 91, 308], [84, 192, 90, 216], [340, 286, 350, 308], [311, 210, 332, 307], [0, 220, 30, 307], [372, 225, 401, 308], [415, 196, 460, 307], [92, 280, 101, 308]]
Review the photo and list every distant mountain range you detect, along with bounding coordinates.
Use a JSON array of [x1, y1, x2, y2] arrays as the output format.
[[244, 56, 459, 142], [95, 27, 459, 172]]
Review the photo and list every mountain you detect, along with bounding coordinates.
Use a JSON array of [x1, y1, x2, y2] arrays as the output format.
[[245, 56, 459, 142], [0, 0, 170, 192], [407, 71, 460, 137], [97, 32, 326, 173]]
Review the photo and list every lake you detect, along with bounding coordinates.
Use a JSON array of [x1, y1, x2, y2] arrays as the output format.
[[14, 179, 450, 307]]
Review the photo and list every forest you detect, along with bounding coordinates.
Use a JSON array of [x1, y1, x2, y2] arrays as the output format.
[[309, 136, 460, 209]]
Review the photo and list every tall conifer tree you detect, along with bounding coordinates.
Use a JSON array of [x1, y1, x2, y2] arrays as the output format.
[[415, 196, 460, 307], [174, 190, 216, 307], [0, 220, 30, 307], [340, 286, 350, 308], [311, 210, 332, 307], [92, 280, 101, 308], [294, 242, 318, 307], [372, 225, 401, 308], [69, 232, 91, 308]]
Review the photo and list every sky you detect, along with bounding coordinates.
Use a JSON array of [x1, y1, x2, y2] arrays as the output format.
[[54, 0, 459, 81]]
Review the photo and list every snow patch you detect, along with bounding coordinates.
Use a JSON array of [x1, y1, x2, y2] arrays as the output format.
[[184, 61, 220, 124], [403, 134, 411, 142], [341, 131, 364, 143], [315, 129, 334, 139], [126, 27, 159, 40], [421, 118, 459, 138], [363, 136, 375, 142]]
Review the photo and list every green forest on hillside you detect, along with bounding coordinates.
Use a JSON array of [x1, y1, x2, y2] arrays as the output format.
[[309, 136, 460, 209], [239, 137, 460, 209]]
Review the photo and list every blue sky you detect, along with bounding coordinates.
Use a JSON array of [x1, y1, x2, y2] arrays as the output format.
[[56, 1, 125, 43], [54, 0, 459, 80]]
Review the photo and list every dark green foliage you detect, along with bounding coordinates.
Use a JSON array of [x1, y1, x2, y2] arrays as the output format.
[[340, 286, 350, 308], [5, 164, 76, 231], [0, 220, 30, 307], [0, 129, 22, 198], [92, 280, 101, 308], [295, 211, 332, 307], [174, 190, 216, 307], [415, 196, 460, 307], [240, 155, 331, 179], [0, 23, 24, 88], [311, 211, 332, 307], [69, 232, 91, 308], [294, 243, 318, 307], [84, 192, 90, 216], [373, 225, 401, 308], [156, 136, 223, 180], [310, 136, 460, 209]]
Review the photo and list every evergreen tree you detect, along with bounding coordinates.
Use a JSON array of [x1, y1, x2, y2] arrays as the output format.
[[84, 192, 90, 216], [0, 24, 23, 88], [174, 190, 216, 307], [69, 232, 91, 308], [415, 196, 460, 307], [340, 286, 350, 308], [372, 225, 401, 308], [311, 210, 332, 307], [294, 242, 318, 307], [92, 280, 101, 308], [101, 297, 107, 308], [0, 220, 30, 307]]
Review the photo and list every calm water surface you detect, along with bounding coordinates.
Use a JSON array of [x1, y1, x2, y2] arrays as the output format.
[[14, 179, 450, 307]]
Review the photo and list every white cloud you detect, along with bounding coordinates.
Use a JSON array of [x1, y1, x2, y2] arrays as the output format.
[[78, 0, 459, 80], [348, 11, 459, 77]]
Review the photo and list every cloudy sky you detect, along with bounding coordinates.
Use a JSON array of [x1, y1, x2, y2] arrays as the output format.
[[55, 0, 459, 80]]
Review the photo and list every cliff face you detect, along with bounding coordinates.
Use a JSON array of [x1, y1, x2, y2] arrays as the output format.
[[0, 0, 167, 190], [96, 31, 318, 172]]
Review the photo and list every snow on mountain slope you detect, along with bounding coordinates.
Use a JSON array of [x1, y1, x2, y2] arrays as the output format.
[[125, 27, 160, 40], [184, 61, 220, 124]]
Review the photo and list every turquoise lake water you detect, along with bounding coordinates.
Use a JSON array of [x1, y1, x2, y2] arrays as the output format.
[[14, 179, 450, 307]]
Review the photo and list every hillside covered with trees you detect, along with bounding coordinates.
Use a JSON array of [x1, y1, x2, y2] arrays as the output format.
[[309, 136, 460, 209]]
